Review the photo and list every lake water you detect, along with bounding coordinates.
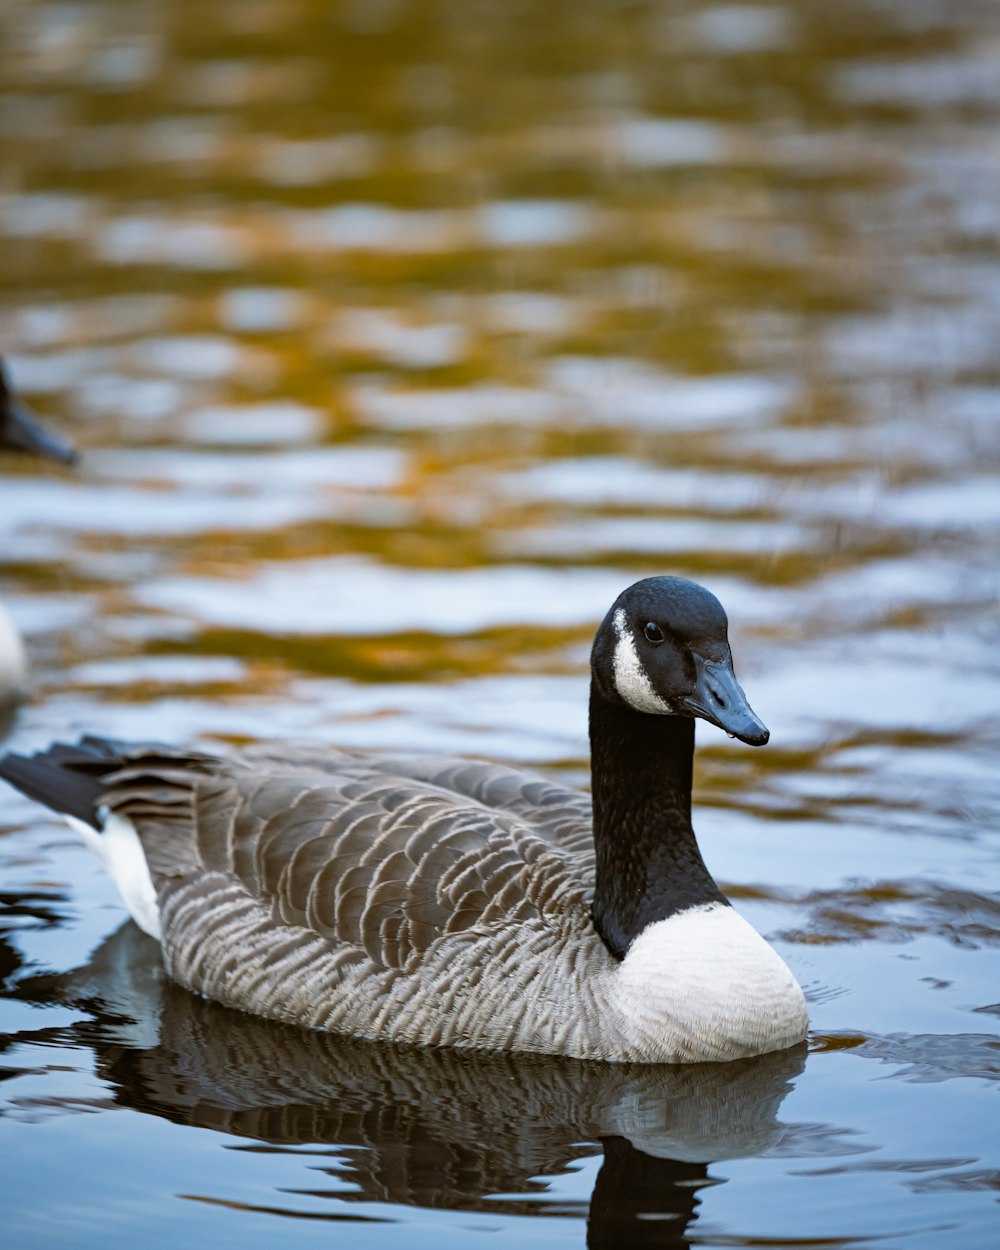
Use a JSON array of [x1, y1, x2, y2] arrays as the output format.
[[1, 0, 999, 1245]]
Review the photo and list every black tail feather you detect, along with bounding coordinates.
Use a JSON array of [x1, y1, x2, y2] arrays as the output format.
[[0, 736, 216, 828], [0, 737, 130, 827]]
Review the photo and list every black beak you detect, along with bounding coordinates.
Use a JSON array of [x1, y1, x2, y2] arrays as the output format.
[[1, 396, 78, 466], [679, 654, 770, 746]]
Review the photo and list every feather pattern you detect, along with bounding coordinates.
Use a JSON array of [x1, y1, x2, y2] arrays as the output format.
[[96, 747, 619, 1053]]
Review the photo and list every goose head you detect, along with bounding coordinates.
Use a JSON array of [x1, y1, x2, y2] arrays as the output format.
[[0, 359, 77, 466], [591, 575, 769, 746]]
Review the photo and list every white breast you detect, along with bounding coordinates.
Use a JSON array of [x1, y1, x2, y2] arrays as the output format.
[[610, 901, 808, 1062]]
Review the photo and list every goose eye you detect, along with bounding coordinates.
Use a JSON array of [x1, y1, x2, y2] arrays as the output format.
[[643, 621, 664, 643]]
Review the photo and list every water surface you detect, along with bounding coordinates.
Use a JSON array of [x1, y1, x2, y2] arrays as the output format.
[[1, 1, 999, 1246]]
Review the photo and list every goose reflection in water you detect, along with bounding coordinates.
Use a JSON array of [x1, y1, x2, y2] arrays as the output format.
[[11, 921, 806, 1248]]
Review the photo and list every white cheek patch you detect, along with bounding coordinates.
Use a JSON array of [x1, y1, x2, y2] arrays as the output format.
[[611, 608, 673, 714]]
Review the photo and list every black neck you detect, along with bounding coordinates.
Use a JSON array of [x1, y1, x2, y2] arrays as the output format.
[[589, 687, 727, 960]]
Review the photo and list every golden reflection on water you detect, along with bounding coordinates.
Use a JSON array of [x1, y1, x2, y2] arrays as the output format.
[[0, 0, 997, 839]]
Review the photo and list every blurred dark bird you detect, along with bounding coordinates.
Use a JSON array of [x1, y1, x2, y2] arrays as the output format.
[[1, 355, 78, 718], [0, 356, 78, 466]]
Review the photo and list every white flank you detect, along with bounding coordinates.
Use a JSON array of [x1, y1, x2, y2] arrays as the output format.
[[612, 901, 808, 1062], [66, 811, 162, 940], [611, 606, 672, 714], [0, 602, 29, 704]]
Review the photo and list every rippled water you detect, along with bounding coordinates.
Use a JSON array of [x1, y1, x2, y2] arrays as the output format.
[[2, 0, 999, 1246]]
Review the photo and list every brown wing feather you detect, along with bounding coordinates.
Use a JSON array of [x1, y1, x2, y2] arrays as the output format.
[[100, 747, 593, 973], [242, 747, 594, 855]]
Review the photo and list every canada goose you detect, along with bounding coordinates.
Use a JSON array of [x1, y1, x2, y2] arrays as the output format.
[[0, 576, 809, 1062], [0, 357, 77, 715]]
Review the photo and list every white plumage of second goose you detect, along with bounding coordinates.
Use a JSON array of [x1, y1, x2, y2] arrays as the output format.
[[0, 576, 809, 1062]]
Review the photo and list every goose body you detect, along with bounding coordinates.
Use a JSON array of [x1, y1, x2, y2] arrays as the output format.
[[0, 577, 808, 1062]]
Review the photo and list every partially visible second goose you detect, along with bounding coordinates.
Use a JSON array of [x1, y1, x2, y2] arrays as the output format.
[[0, 357, 77, 713], [0, 358, 77, 466], [0, 576, 808, 1062]]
